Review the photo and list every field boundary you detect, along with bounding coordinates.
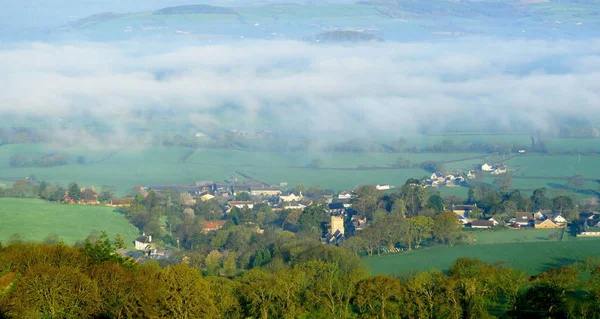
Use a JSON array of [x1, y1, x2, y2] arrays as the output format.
[[178, 148, 196, 163], [96, 150, 121, 163], [235, 171, 270, 186]]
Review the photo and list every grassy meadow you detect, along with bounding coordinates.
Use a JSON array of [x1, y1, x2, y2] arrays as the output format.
[[468, 228, 562, 245], [0, 143, 486, 194], [365, 238, 600, 276], [1, 136, 600, 198], [0, 198, 138, 247]]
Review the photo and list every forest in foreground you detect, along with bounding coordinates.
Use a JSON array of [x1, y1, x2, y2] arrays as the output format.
[[1, 236, 600, 319]]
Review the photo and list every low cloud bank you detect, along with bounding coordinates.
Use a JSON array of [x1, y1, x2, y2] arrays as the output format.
[[1, 38, 600, 142]]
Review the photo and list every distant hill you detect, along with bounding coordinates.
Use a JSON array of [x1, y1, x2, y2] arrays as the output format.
[[154, 4, 237, 15], [54, 0, 600, 42], [311, 31, 383, 43], [70, 12, 121, 29]]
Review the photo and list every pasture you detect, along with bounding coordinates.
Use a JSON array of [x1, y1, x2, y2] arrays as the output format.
[[0, 143, 486, 194], [506, 155, 600, 179], [365, 239, 600, 276], [468, 228, 561, 245], [1, 138, 600, 198], [0, 198, 138, 247]]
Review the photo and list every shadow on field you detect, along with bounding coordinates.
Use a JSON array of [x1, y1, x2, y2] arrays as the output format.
[[539, 257, 579, 272]]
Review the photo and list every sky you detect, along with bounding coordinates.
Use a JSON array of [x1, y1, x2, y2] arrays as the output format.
[[1, 37, 600, 143]]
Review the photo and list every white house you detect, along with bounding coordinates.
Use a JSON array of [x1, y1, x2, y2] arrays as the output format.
[[430, 172, 444, 181], [489, 217, 500, 226], [491, 168, 507, 175], [552, 214, 567, 224], [134, 234, 153, 250], [280, 192, 303, 202], [467, 170, 476, 179], [481, 163, 494, 172], [376, 184, 393, 191], [229, 201, 255, 209], [534, 211, 545, 220], [338, 192, 353, 200]]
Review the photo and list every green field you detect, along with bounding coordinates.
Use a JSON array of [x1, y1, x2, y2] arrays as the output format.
[[0, 143, 486, 194], [365, 239, 600, 276], [1, 141, 600, 198], [507, 155, 600, 179], [468, 229, 561, 244], [0, 198, 138, 247]]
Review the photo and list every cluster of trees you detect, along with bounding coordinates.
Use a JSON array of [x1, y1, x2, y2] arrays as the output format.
[[467, 185, 579, 221], [8, 154, 68, 168], [0, 180, 116, 203], [351, 181, 446, 221], [344, 213, 464, 256], [124, 188, 338, 271], [2, 238, 600, 318], [347, 178, 583, 232]]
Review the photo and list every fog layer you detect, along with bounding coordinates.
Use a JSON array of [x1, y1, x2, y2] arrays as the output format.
[[1, 38, 600, 139]]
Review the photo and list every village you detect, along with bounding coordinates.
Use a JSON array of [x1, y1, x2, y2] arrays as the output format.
[[27, 157, 598, 261], [424, 162, 508, 188], [98, 171, 600, 262]]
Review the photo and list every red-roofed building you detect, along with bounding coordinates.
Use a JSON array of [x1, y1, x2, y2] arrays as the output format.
[[202, 220, 228, 233]]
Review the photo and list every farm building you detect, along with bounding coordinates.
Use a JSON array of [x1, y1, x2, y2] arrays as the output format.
[[134, 234, 154, 250], [535, 219, 561, 229], [469, 220, 495, 229], [579, 227, 600, 237]]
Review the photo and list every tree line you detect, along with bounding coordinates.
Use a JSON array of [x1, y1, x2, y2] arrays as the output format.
[[8, 154, 68, 168], [0, 180, 116, 203], [1, 237, 600, 318]]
